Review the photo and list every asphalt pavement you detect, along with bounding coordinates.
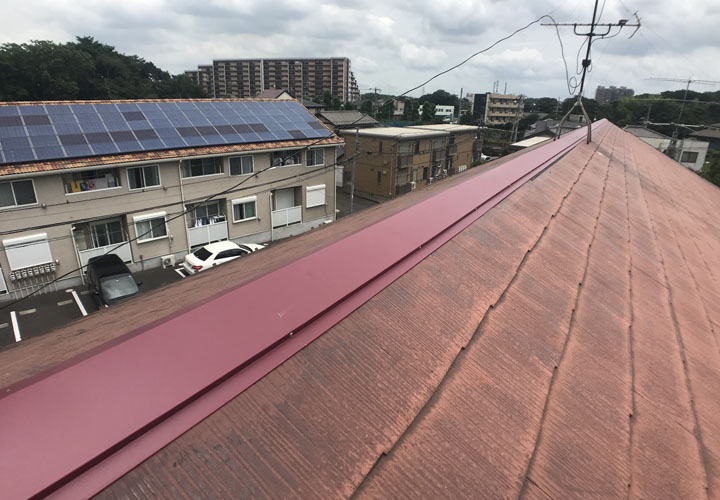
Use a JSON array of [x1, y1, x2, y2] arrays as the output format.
[[0, 265, 183, 349]]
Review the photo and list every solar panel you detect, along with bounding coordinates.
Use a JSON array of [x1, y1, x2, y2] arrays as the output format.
[[0, 100, 332, 165]]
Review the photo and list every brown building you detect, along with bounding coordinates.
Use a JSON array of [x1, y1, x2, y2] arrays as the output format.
[[185, 58, 359, 103], [339, 124, 480, 199]]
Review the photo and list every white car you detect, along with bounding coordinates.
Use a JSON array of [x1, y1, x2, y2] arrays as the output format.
[[183, 241, 265, 275]]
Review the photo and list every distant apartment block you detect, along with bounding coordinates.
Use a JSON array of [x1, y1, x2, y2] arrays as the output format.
[[185, 58, 360, 103], [595, 85, 634, 105], [435, 105, 455, 122], [338, 125, 480, 200], [471, 93, 525, 126]]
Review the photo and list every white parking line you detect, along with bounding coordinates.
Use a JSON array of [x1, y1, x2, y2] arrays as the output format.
[[57, 299, 73, 306], [80, 290, 92, 296], [10, 311, 21, 342], [18, 308, 36, 316], [69, 289, 88, 317], [0, 323, 8, 329], [174, 268, 187, 278]]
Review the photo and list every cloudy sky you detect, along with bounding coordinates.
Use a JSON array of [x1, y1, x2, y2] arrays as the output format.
[[1, 0, 719, 99]]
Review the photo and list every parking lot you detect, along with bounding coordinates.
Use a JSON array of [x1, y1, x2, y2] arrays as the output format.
[[0, 265, 184, 348]]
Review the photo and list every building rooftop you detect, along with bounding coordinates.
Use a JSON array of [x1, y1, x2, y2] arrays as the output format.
[[318, 110, 379, 127], [623, 125, 670, 139], [407, 124, 479, 133], [338, 126, 448, 139], [2, 121, 720, 499], [0, 98, 339, 177], [255, 88, 291, 99]]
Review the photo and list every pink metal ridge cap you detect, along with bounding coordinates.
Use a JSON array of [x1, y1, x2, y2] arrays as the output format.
[[0, 121, 605, 500]]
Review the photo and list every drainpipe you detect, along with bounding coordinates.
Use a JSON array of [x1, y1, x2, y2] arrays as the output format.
[[178, 162, 191, 253], [270, 191, 274, 242], [70, 226, 85, 285]]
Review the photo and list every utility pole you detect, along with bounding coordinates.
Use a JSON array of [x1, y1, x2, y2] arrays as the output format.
[[349, 127, 359, 215], [645, 77, 720, 161], [457, 87, 463, 123], [543, 2, 641, 144]]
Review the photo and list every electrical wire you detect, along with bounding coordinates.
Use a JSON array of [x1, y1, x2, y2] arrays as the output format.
[[0, 11, 567, 311]]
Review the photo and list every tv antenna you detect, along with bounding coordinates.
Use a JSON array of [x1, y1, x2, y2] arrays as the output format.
[[543, 0, 641, 143]]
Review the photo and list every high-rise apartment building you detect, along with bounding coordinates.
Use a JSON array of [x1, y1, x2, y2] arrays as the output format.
[[472, 93, 525, 126], [185, 58, 360, 103], [595, 85, 634, 105]]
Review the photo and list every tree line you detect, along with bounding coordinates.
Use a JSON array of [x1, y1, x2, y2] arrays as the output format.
[[0, 37, 205, 101]]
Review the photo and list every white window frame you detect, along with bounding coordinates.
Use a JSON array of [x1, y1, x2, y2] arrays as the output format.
[[132, 211, 168, 243], [63, 168, 121, 195], [127, 164, 161, 191], [229, 155, 254, 176], [231, 195, 258, 223], [306, 184, 326, 208], [306, 148, 325, 167], [2, 233, 52, 270], [0, 179, 38, 209]]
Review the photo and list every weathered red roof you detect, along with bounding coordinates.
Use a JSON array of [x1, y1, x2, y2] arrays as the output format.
[[2, 121, 720, 499]]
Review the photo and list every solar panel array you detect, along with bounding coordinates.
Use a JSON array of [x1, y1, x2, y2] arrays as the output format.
[[0, 100, 331, 165]]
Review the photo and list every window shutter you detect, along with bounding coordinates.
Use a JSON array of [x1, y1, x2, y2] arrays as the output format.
[[306, 185, 326, 208]]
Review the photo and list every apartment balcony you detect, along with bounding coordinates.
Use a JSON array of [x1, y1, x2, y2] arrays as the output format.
[[188, 219, 229, 247], [271, 206, 302, 228], [398, 153, 414, 168], [78, 243, 133, 268]]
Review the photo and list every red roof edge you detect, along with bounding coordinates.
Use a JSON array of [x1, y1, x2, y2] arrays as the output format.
[[0, 122, 607, 500]]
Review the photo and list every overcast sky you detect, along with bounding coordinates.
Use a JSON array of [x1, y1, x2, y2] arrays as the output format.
[[1, 0, 719, 99]]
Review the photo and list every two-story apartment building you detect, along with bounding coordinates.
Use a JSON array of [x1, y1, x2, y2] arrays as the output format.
[[338, 125, 479, 200], [0, 99, 342, 297]]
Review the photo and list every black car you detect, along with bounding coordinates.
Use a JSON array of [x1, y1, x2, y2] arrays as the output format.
[[86, 254, 140, 307]]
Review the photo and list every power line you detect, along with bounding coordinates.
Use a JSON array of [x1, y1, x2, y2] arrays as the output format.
[[0, 11, 569, 311]]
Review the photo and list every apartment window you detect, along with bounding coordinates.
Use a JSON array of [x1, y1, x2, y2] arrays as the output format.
[[63, 168, 120, 193], [91, 220, 125, 248], [414, 140, 421, 153], [273, 150, 302, 166], [181, 157, 223, 178], [379, 141, 383, 153], [306, 185, 326, 208], [133, 212, 168, 242], [232, 196, 257, 222], [0, 179, 37, 208], [377, 171, 382, 184], [188, 200, 224, 227], [681, 151, 699, 163], [449, 135, 455, 145], [306, 149, 325, 166], [127, 165, 160, 190], [230, 156, 254, 176], [423, 167, 429, 180]]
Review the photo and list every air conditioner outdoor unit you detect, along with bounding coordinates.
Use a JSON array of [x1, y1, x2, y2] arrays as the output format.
[[410, 181, 417, 191], [161, 254, 175, 268]]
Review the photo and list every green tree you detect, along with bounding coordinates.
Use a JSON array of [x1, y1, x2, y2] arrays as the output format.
[[0, 37, 206, 101], [421, 101, 436, 123], [402, 99, 420, 121], [360, 99, 373, 115]]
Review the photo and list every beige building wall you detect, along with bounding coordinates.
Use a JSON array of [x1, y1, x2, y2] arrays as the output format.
[[0, 145, 337, 294]]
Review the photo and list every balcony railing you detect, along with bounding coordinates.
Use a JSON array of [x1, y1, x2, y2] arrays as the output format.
[[398, 154, 414, 168], [272, 206, 302, 228], [78, 243, 133, 268], [188, 220, 229, 247]]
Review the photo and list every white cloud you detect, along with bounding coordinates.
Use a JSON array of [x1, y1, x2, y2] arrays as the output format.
[[0, 0, 718, 99]]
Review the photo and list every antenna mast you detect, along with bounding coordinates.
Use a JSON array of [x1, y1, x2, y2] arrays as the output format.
[[543, 1, 641, 143]]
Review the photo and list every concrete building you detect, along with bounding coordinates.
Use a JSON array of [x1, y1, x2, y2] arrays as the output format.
[[338, 125, 479, 200], [595, 85, 634, 105], [691, 123, 720, 150], [435, 105, 455, 122], [0, 99, 342, 297], [472, 93, 525, 126], [624, 125, 709, 171], [185, 58, 359, 103]]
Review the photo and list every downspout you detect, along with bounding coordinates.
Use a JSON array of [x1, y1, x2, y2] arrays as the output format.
[[178, 162, 191, 254]]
